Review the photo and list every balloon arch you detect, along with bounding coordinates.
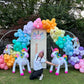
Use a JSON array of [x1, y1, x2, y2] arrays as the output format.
[[0, 18, 84, 73]]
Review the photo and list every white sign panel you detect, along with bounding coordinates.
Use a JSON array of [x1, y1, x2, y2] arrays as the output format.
[[31, 29, 47, 68]]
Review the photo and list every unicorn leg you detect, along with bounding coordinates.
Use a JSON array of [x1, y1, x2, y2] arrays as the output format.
[[49, 65, 53, 73], [23, 66, 25, 71], [12, 61, 17, 73], [27, 60, 31, 73], [64, 61, 68, 74], [55, 65, 61, 76], [55, 66, 57, 70], [19, 64, 24, 76]]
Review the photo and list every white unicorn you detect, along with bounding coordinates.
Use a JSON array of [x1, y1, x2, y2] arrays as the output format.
[[3, 44, 13, 55], [72, 37, 80, 49], [49, 47, 68, 75], [12, 48, 31, 76]]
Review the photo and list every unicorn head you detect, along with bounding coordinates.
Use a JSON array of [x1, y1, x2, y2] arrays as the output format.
[[21, 48, 29, 58], [6, 44, 13, 49], [51, 47, 59, 58]]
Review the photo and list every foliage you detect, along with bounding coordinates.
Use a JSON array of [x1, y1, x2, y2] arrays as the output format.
[[0, 0, 39, 28], [39, 1, 76, 31], [76, 18, 84, 32], [38, 0, 84, 32]]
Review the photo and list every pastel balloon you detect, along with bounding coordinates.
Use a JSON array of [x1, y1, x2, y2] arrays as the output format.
[[42, 18, 57, 33], [50, 27, 65, 42], [33, 18, 43, 29], [74, 64, 80, 69], [23, 21, 35, 35]]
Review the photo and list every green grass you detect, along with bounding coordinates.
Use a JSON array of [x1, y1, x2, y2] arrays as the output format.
[[0, 67, 84, 84]]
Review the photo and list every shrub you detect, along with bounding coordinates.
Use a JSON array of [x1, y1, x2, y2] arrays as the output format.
[[38, 1, 76, 31]]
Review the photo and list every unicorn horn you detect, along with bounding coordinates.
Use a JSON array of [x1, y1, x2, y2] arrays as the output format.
[[27, 47, 29, 52], [51, 46, 54, 52]]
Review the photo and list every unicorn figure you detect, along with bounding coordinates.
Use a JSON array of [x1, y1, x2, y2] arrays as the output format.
[[12, 48, 31, 76], [3, 44, 13, 55], [49, 47, 68, 75], [72, 37, 80, 49]]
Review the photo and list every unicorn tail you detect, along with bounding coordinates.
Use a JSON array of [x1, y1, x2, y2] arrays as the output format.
[[63, 54, 67, 61]]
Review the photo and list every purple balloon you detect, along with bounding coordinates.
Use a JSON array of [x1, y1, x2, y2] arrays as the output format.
[[76, 61, 80, 64], [79, 47, 84, 50], [23, 21, 35, 35], [73, 54, 76, 57], [78, 55, 82, 59], [71, 61, 75, 66], [68, 60, 71, 63]]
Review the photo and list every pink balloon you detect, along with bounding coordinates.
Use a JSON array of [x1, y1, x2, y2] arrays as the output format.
[[79, 62, 84, 66], [80, 68, 84, 73], [79, 59, 83, 62], [74, 64, 80, 69], [33, 18, 43, 29], [4, 65, 8, 70], [0, 64, 5, 69], [0, 58, 4, 64], [81, 65, 84, 69]]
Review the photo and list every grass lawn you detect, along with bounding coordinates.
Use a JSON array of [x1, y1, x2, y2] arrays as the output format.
[[0, 67, 84, 84]]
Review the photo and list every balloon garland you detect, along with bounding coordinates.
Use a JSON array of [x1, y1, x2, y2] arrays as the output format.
[[0, 18, 84, 73]]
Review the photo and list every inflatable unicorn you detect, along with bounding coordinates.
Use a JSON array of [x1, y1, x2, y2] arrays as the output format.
[[49, 47, 68, 75], [12, 48, 31, 76], [3, 44, 13, 55], [72, 37, 80, 49]]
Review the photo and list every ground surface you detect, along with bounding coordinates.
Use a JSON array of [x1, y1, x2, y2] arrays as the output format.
[[0, 67, 84, 84]]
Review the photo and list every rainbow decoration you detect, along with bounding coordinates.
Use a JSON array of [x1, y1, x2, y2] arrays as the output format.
[[63, 54, 67, 61]]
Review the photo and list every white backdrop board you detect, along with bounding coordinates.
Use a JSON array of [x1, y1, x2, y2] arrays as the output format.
[[31, 29, 47, 69]]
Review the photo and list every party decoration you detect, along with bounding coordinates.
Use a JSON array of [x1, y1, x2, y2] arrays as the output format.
[[23, 21, 35, 35], [68, 46, 84, 66], [2, 17, 84, 74], [33, 18, 43, 29], [50, 27, 65, 42], [74, 59, 84, 73], [73, 46, 84, 56], [42, 18, 57, 33], [3, 44, 13, 55], [10, 50, 21, 57], [63, 36, 73, 56], [13, 40, 22, 52], [4, 54, 15, 68], [13, 29, 31, 51], [68, 55, 80, 66], [32, 31, 45, 40], [0, 54, 8, 70], [49, 47, 68, 75], [12, 48, 31, 76], [72, 37, 80, 49]]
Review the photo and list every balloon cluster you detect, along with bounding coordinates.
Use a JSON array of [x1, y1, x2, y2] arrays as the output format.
[[13, 29, 31, 51], [68, 55, 80, 66], [73, 46, 84, 56], [0, 54, 8, 70], [74, 59, 84, 73], [4, 54, 15, 68], [68, 46, 84, 66], [63, 37, 73, 56], [50, 27, 65, 42], [56, 35, 73, 56], [23, 21, 35, 35], [42, 18, 57, 33], [33, 18, 43, 29], [10, 50, 21, 57]]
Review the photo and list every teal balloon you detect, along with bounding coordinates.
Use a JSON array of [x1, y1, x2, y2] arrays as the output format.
[[12, 39, 16, 43], [59, 45, 64, 48]]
